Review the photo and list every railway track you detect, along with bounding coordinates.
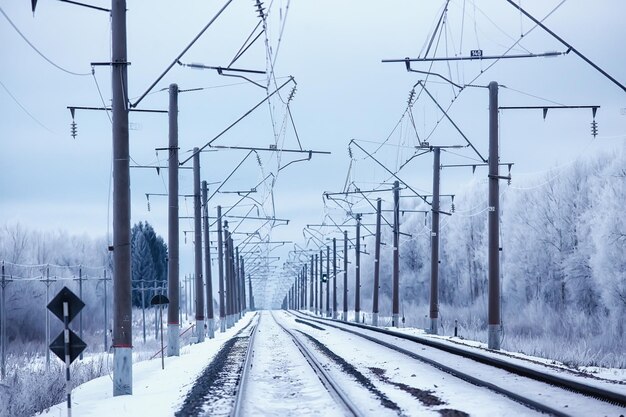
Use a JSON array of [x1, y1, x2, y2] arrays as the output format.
[[289, 310, 626, 417], [270, 311, 367, 417], [174, 313, 259, 417]]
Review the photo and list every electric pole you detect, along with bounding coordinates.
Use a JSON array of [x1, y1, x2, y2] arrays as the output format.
[[313, 254, 318, 314], [355, 214, 361, 323], [167, 84, 180, 355], [326, 246, 330, 317], [372, 198, 382, 326], [217, 206, 226, 332], [240, 255, 246, 313], [224, 224, 232, 328], [343, 230, 348, 321], [235, 246, 241, 320], [112, 0, 132, 396], [193, 148, 205, 342], [392, 180, 400, 327], [333, 241, 337, 318], [430, 147, 441, 335], [488, 81, 501, 350], [309, 255, 314, 312], [319, 249, 323, 315], [202, 181, 214, 339]]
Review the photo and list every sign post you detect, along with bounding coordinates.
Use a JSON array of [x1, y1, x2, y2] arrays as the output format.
[[150, 294, 169, 370], [47, 287, 86, 417]]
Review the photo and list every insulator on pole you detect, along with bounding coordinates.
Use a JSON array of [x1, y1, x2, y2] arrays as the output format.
[[591, 120, 598, 138], [70, 121, 78, 139]]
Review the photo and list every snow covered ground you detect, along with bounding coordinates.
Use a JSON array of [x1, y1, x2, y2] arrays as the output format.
[[32, 310, 626, 417], [36, 313, 255, 417], [292, 311, 626, 416]]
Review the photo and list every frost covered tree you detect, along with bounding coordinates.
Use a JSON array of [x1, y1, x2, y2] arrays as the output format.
[[130, 221, 168, 308]]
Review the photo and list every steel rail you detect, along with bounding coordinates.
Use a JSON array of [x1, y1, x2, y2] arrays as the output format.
[[271, 312, 364, 417], [230, 312, 261, 417], [289, 311, 626, 414]]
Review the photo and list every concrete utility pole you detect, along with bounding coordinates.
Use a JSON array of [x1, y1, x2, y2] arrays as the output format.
[[355, 214, 361, 323], [78, 266, 83, 360], [202, 181, 214, 339], [224, 225, 232, 328], [300, 263, 307, 310], [111, 0, 132, 395], [343, 230, 348, 321], [217, 206, 226, 332], [193, 148, 205, 342], [240, 256, 246, 313], [235, 246, 241, 320], [430, 148, 441, 335], [1, 262, 6, 380], [488, 81, 501, 350], [319, 250, 323, 315], [248, 275, 254, 311], [103, 269, 109, 352], [332, 239, 337, 319], [326, 246, 330, 317], [314, 253, 318, 314], [229, 236, 236, 325], [392, 181, 400, 327], [167, 84, 180, 356], [372, 198, 382, 326], [309, 255, 314, 312], [230, 238, 236, 323]]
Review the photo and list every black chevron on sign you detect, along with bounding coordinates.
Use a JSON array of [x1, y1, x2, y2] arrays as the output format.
[[49, 330, 87, 364]]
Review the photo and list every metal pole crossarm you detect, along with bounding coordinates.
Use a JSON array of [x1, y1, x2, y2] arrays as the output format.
[[210, 145, 331, 154], [499, 105, 600, 111], [180, 78, 295, 165], [441, 162, 514, 177], [324, 187, 401, 197], [401, 194, 454, 199], [499, 105, 601, 123], [504, 0, 626, 93], [67, 106, 167, 113], [225, 215, 289, 223], [441, 163, 514, 168], [382, 50, 566, 63], [131, 165, 192, 170], [416, 144, 465, 150], [146, 193, 194, 198], [178, 61, 265, 75], [217, 189, 258, 194], [57, 0, 110, 12], [306, 223, 378, 227]]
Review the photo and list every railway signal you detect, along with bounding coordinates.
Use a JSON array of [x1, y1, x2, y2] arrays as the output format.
[[47, 286, 87, 417]]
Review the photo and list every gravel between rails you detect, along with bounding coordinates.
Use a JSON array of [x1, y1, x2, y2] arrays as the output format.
[[174, 336, 250, 417]]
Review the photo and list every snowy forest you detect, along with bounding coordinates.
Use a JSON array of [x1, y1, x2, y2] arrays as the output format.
[[0, 222, 169, 416], [0, 146, 624, 371], [355, 144, 625, 368]]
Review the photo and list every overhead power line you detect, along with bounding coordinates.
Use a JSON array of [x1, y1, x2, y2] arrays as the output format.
[[0, 7, 90, 76]]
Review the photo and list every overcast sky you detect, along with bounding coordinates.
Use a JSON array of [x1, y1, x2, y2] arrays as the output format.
[[1, 0, 624, 306]]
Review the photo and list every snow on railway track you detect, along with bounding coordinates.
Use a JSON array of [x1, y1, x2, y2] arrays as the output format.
[[237, 311, 359, 416], [289, 310, 626, 417], [174, 314, 259, 417]]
